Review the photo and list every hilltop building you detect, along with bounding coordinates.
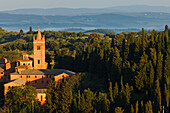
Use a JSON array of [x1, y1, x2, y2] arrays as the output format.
[[2, 29, 75, 105]]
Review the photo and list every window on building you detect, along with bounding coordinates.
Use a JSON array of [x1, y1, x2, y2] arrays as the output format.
[[42, 81, 43, 83], [27, 76, 28, 78], [1, 72, 3, 74], [29, 76, 30, 78], [42, 76, 43, 78], [35, 80, 37, 83], [21, 75, 22, 78], [28, 63, 30, 65], [38, 60, 40, 64], [37, 46, 40, 50], [41, 95, 43, 101], [49, 75, 51, 78], [8, 86, 10, 88], [23, 63, 25, 65], [35, 75, 37, 78], [62, 75, 64, 83], [47, 81, 48, 83], [47, 75, 48, 78]]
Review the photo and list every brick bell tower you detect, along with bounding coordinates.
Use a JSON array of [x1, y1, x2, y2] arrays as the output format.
[[33, 29, 46, 69]]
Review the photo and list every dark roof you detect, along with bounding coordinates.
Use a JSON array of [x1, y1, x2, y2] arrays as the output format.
[[12, 69, 75, 76]]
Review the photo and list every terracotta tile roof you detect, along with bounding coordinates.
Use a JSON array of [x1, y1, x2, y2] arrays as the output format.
[[12, 69, 75, 76], [17, 60, 33, 62], [13, 79, 26, 85], [5, 79, 26, 85]]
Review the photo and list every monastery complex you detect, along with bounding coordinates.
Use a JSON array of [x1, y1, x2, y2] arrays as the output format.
[[0, 29, 75, 104]]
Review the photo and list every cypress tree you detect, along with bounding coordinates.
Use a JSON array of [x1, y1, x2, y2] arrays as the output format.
[[114, 107, 124, 113], [109, 82, 114, 102], [85, 88, 93, 112], [135, 101, 139, 113], [131, 104, 134, 113], [145, 101, 153, 113], [111, 37, 115, 48], [156, 52, 163, 80], [113, 82, 119, 99], [164, 84, 169, 108], [154, 80, 161, 112]]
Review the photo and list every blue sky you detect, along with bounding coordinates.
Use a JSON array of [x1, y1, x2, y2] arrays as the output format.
[[0, 0, 170, 11]]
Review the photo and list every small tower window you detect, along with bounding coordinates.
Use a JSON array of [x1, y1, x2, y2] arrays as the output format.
[[23, 63, 25, 65], [41, 95, 43, 101], [62, 75, 64, 83], [35, 75, 37, 78], [38, 60, 40, 64], [37, 46, 40, 50]]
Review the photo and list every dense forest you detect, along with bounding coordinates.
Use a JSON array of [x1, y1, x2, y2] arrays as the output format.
[[0, 25, 169, 113]]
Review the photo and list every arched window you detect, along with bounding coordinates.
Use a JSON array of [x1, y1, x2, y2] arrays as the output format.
[[38, 60, 40, 64]]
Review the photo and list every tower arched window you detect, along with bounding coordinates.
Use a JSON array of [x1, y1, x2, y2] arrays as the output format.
[[38, 60, 40, 64], [37, 46, 40, 50]]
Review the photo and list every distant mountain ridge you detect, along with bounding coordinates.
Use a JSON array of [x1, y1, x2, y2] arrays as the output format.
[[0, 11, 169, 32], [2, 5, 170, 16]]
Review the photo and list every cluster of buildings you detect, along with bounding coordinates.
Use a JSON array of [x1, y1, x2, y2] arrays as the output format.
[[0, 29, 75, 105]]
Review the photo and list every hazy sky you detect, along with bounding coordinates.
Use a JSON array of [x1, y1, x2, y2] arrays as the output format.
[[0, 0, 170, 11]]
